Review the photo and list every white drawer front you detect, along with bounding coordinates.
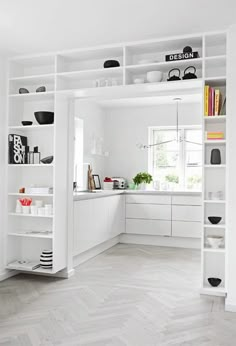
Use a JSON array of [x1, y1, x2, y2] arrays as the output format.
[[172, 195, 202, 206], [126, 219, 171, 236], [172, 221, 201, 238], [126, 204, 171, 220], [172, 205, 202, 222], [126, 194, 171, 205]]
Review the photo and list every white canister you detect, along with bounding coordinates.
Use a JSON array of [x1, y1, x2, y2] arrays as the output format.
[[40, 250, 53, 269], [38, 207, 45, 216], [22, 206, 30, 214], [45, 204, 53, 216], [15, 200, 22, 213], [30, 205, 38, 215]]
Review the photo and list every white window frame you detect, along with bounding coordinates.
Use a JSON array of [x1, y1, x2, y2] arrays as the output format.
[[148, 125, 202, 190]]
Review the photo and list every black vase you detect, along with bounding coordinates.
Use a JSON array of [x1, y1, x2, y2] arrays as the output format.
[[210, 149, 221, 165]]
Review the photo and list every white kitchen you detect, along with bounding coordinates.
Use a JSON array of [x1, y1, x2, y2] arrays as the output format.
[[1, 1, 236, 345]]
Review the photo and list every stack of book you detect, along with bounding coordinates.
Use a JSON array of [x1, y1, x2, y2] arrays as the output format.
[[204, 85, 226, 116], [205, 131, 224, 140]]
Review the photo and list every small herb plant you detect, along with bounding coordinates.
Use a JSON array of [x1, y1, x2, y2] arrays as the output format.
[[133, 172, 153, 186], [165, 174, 179, 184]]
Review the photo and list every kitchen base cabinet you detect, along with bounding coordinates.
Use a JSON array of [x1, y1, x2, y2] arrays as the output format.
[[126, 219, 171, 236], [172, 221, 201, 238]]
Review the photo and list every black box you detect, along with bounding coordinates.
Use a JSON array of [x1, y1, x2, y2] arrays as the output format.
[[165, 52, 199, 62], [8, 134, 28, 164]]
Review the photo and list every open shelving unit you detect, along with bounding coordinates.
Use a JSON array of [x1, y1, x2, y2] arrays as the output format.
[[5, 30, 228, 285], [201, 32, 227, 296]]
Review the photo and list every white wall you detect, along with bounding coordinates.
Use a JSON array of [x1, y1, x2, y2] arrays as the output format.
[[0, 57, 7, 279], [104, 103, 201, 182], [74, 100, 106, 183]]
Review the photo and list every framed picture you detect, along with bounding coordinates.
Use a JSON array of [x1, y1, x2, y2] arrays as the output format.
[[92, 174, 101, 189]]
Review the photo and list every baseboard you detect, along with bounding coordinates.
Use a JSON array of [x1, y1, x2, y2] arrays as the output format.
[[0, 269, 19, 282], [73, 235, 120, 268], [119, 233, 201, 249], [53, 268, 75, 279], [225, 302, 236, 312]]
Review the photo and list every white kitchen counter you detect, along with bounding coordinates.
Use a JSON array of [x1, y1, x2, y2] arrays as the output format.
[[73, 189, 201, 201]]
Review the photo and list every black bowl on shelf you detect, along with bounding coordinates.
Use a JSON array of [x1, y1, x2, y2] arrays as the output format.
[[21, 121, 33, 126], [34, 111, 54, 125], [208, 216, 222, 225], [41, 155, 53, 164], [103, 60, 120, 68], [19, 87, 29, 94], [208, 277, 222, 287]]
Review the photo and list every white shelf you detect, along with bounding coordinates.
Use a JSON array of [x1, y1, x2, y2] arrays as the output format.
[[200, 286, 226, 297], [204, 140, 226, 144], [9, 73, 55, 82], [8, 164, 54, 167], [204, 76, 226, 86], [8, 232, 53, 239], [6, 264, 55, 274], [9, 91, 55, 100], [204, 164, 226, 168], [8, 124, 54, 131], [205, 55, 226, 61], [204, 115, 226, 122], [8, 193, 53, 197], [203, 248, 225, 253], [204, 200, 226, 204], [57, 66, 123, 79], [204, 224, 226, 228], [8, 213, 53, 218]]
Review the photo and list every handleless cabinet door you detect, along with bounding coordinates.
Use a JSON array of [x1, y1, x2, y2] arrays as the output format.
[[172, 195, 202, 206], [126, 194, 171, 205], [126, 219, 171, 236], [172, 221, 201, 238], [172, 205, 202, 222], [126, 204, 171, 220]]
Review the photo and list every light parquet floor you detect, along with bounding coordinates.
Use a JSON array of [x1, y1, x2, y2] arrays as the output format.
[[0, 244, 236, 346]]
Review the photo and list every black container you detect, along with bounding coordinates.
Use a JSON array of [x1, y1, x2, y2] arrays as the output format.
[[34, 111, 54, 125], [210, 148, 221, 165], [208, 278, 222, 287], [103, 60, 120, 68], [167, 68, 181, 81], [182, 66, 197, 80], [208, 216, 222, 225]]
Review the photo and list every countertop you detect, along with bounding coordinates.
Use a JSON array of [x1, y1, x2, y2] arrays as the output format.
[[73, 189, 202, 201]]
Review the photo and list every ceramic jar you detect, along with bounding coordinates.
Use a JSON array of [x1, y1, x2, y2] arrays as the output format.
[[40, 250, 53, 269]]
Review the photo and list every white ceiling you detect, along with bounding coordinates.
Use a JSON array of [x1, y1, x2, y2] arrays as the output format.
[[1, 0, 236, 56]]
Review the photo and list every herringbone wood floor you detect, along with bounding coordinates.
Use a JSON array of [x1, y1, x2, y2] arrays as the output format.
[[0, 244, 236, 346]]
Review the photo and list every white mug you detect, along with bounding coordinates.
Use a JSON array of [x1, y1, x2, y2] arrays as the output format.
[[38, 207, 45, 216], [22, 206, 30, 214], [45, 204, 52, 216], [35, 200, 43, 208], [30, 205, 38, 215]]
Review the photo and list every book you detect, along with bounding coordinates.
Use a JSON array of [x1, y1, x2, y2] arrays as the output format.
[[204, 85, 210, 116], [8, 134, 27, 164], [214, 89, 221, 115], [207, 131, 224, 139], [220, 97, 226, 115]]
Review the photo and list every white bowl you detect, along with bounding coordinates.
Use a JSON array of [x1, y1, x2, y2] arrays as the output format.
[[146, 71, 163, 83], [207, 236, 223, 249]]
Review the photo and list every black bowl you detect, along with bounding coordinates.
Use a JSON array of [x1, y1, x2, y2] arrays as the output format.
[[41, 156, 53, 164], [208, 278, 222, 287], [104, 60, 120, 68], [22, 121, 33, 126], [19, 87, 29, 94], [34, 111, 54, 125], [208, 216, 222, 224]]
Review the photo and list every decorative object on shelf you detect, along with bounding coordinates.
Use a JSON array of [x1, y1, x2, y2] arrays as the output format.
[[165, 46, 199, 61], [182, 66, 197, 80], [38, 207, 45, 216], [207, 277, 222, 287], [103, 60, 120, 68], [19, 88, 29, 94], [33, 146, 41, 164], [45, 204, 53, 216], [28, 148, 34, 164], [34, 111, 54, 125], [30, 205, 38, 215], [21, 121, 33, 126], [92, 174, 101, 190], [41, 155, 53, 164], [210, 148, 221, 165], [167, 68, 181, 81], [8, 260, 40, 270], [146, 71, 163, 83], [24, 146, 29, 164], [19, 197, 32, 214], [25, 187, 53, 194], [19, 187, 25, 193], [88, 165, 95, 191], [206, 131, 224, 140], [207, 236, 224, 249], [8, 134, 28, 164], [133, 172, 153, 190], [103, 177, 114, 190], [36, 86, 46, 93], [208, 216, 222, 224], [207, 191, 224, 200], [204, 86, 225, 116], [133, 78, 145, 84], [35, 200, 43, 208], [40, 250, 53, 269]]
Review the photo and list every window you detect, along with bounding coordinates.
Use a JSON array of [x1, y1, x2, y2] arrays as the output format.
[[149, 126, 202, 191]]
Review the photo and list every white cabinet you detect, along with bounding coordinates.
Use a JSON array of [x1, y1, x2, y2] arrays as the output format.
[[126, 194, 171, 205], [126, 204, 171, 220], [172, 206, 202, 222], [126, 219, 171, 236], [73, 195, 125, 256], [172, 195, 201, 206], [172, 221, 201, 238]]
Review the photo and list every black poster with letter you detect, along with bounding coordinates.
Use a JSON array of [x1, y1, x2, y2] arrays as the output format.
[[8, 134, 28, 164]]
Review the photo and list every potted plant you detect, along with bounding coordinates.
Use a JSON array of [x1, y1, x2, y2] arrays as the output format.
[[165, 174, 179, 190], [133, 172, 153, 190]]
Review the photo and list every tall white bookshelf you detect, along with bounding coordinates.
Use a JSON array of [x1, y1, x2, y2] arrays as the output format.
[[5, 31, 228, 284]]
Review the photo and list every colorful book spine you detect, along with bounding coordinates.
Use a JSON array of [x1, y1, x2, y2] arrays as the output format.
[[215, 89, 220, 115], [204, 85, 210, 116], [207, 131, 224, 140]]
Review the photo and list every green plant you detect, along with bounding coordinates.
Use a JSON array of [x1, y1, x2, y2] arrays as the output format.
[[133, 172, 153, 186], [165, 174, 179, 184]]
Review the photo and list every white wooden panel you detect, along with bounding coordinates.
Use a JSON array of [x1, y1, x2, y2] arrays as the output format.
[[172, 205, 202, 222], [126, 219, 171, 236], [172, 221, 201, 238], [108, 195, 125, 237], [126, 204, 171, 220], [126, 194, 171, 205], [172, 195, 202, 206]]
